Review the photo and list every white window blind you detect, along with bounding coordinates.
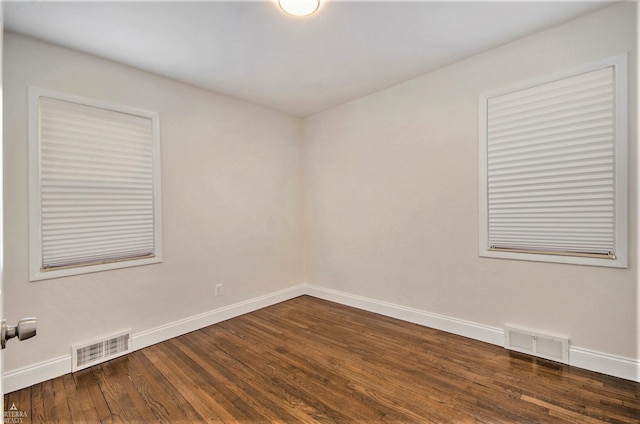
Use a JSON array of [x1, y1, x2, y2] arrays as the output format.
[[479, 55, 627, 268], [30, 88, 162, 280]]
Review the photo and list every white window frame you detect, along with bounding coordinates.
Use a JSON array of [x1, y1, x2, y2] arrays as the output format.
[[479, 55, 628, 268], [29, 87, 163, 281]]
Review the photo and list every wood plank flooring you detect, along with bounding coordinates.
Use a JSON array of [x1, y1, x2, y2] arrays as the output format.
[[4, 295, 640, 423]]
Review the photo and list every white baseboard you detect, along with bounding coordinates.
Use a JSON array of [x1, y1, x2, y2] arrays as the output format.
[[304, 284, 640, 383], [4, 283, 638, 393], [303, 284, 505, 346], [133, 284, 307, 351], [570, 346, 640, 382], [3, 284, 307, 393], [4, 355, 71, 394]]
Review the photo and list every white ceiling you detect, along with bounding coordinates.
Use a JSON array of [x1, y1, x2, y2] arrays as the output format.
[[4, 0, 612, 117]]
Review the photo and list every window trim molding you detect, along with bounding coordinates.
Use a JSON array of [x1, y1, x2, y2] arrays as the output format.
[[478, 54, 628, 268], [28, 87, 163, 281]]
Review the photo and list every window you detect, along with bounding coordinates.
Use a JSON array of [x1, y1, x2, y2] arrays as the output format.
[[29, 88, 163, 281], [479, 55, 627, 268]]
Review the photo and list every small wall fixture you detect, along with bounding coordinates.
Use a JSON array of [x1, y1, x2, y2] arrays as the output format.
[[278, 0, 320, 17]]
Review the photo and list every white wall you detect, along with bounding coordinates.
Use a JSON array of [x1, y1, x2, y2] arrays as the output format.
[[303, 3, 637, 359], [3, 33, 304, 371]]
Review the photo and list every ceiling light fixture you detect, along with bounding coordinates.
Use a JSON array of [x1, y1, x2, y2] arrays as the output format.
[[278, 0, 320, 17]]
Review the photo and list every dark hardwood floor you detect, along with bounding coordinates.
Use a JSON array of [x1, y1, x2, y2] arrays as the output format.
[[4, 295, 640, 423]]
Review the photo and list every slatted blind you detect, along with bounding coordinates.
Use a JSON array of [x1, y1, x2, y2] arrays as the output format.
[[38, 96, 157, 270], [486, 66, 616, 258]]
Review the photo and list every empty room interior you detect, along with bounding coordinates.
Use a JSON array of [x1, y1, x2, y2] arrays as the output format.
[[1, 0, 639, 422]]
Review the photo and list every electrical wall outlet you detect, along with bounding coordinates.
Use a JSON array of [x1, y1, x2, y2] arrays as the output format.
[[215, 283, 224, 297]]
